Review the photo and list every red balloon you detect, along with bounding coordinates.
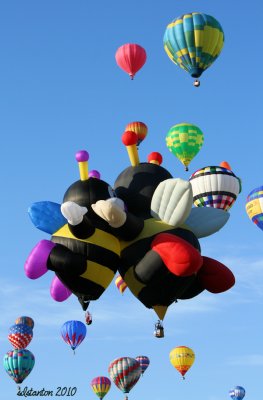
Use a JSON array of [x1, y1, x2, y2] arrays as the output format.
[[115, 43, 147, 79]]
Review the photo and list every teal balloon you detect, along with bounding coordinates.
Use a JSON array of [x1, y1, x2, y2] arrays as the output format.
[[163, 12, 224, 79], [3, 349, 35, 384]]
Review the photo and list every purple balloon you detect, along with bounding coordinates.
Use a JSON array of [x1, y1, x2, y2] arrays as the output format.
[[89, 170, 100, 179], [50, 276, 72, 302], [75, 150, 89, 162]]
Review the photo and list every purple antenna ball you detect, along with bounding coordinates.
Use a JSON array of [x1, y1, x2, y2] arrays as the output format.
[[76, 150, 89, 162], [89, 170, 101, 179]]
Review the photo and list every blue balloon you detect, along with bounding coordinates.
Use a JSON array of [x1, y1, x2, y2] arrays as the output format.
[[61, 320, 86, 352], [229, 386, 246, 400]]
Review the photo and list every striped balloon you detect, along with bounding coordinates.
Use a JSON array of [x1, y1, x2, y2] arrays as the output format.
[[135, 356, 150, 375], [3, 349, 35, 384], [229, 386, 246, 400], [115, 275, 128, 294], [61, 320, 86, 352], [169, 346, 195, 378], [15, 316, 34, 329], [246, 186, 263, 231], [8, 323, 33, 349], [166, 123, 204, 170], [108, 357, 141, 395], [163, 13, 224, 80], [91, 376, 111, 400], [125, 122, 148, 146], [189, 166, 241, 211]]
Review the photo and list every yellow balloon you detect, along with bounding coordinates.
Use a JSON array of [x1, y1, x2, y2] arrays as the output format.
[[169, 346, 195, 379]]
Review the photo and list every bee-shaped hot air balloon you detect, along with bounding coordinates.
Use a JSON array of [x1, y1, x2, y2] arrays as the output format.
[[24, 151, 125, 310], [91, 132, 238, 334]]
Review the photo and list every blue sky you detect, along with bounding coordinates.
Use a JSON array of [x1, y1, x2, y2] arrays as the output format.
[[0, 0, 262, 399]]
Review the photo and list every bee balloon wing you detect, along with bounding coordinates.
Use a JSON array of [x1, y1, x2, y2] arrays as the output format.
[[184, 207, 230, 238], [150, 178, 193, 227], [28, 201, 67, 234]]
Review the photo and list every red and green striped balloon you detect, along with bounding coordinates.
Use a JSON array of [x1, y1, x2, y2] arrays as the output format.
[[108, 357, 141, 396]]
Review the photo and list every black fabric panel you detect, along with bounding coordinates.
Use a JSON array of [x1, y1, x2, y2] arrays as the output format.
[[55, 271, 104, 301], [137, 274, 197, 308], [51, 236, 120, 273]]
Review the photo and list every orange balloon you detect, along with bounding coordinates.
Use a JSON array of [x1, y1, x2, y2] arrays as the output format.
[[220, 161, 231, 170], [125, 121, 148, 146]]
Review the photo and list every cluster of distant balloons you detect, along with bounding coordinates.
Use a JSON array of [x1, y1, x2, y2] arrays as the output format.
[[3, 316, 35, 387], [115, 12, 224, 87]]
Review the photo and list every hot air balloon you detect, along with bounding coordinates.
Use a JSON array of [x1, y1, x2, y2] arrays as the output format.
[[229, 386, 246, 400], [8, 324, 33, 349], [15, 316, 34, 329], [115, 44, 147, 80], [163, 12, 224, 86], [125, 122, 148, 146], [3, 349, 35, 384], [115, 275, 128, 294], [135, 356, 150, 375], [108, 357, 141, 400], [246, 186, 263, 231], [61, 320, 86, 353], [189, 164, 242, 211], [169, 346, 195, 379], [166, 123, 204, 171], [91, 376, 111, 400]]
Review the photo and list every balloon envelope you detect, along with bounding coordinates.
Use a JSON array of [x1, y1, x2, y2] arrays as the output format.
[[115, 44, 147, 79], [135, 355, 150, 375], [125, 122, 148, 146], [166, 123, 204, 170], [189, 166, 241, 211], [163, 12, 224, 79], [3, 349, 35, 384], [108, 357, 141, 394], [91, 376, 111, 399], [61, 320, 86, 351], [169, 346, 195, 377], [8, 323, 33, 349], [246, 186, 263, 231], [15, 316, 34, 329], [229, 386, 246, 400], [115, 275, 128, 294]]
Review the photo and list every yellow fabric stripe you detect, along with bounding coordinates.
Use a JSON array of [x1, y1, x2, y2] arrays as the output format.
[[53, 225, 120, 255], [246, 199, 262, 219], [120, 218, 183, 250], [124, 268, 145, 297], [80, 261, 115, 288]]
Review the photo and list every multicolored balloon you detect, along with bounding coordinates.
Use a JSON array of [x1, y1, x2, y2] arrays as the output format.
[[169, 346, 195, 379], [15, 316, 34, 329], [3, 349, 35, 384], [166, 123, 204, 171], [229, 386, 246, 400], [135, 356, 150, 375], [91, 376, 111, 400], [125, 122, 148, 146], [8, 324, 33, 349], [189, 165, 242, 211], [108, 357, 141, 398], [115, 275, 128, 294], [163, 12, 224, 85], [61, 320, 86, 352], [115, 44, 147, 80], [246, 186, 263, 231]]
